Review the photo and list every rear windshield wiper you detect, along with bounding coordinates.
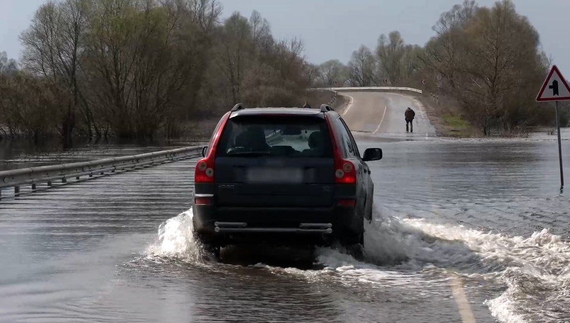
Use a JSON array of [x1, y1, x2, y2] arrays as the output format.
[[226, 151, 271, 157]]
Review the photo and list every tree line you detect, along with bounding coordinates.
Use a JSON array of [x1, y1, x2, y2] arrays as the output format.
[[311, 0, 566, 135], [0, 0, 311, 145]]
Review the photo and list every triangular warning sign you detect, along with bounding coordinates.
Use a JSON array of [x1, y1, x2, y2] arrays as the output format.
[[536, 65, 570, 101]]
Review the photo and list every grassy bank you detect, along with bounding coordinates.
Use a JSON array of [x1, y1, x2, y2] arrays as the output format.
[[415, 93, 481, 138]]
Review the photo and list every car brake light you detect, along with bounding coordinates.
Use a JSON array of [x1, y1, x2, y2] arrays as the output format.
[[334, 159, 356, 184], [195, 159, 215, 183], [324, 115, 357, 185], [194, 111, 230, 184]]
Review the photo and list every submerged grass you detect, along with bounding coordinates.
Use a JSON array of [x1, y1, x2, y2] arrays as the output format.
[[416, 93, 481, 138], [442, 114, 470, 129]]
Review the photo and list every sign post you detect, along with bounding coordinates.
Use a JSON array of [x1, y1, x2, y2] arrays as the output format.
[[555, 101, 564, 189], [536, 65, 570, 191]]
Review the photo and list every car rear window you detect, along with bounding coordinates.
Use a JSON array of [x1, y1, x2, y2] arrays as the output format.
[[216, 115, 333, 158]]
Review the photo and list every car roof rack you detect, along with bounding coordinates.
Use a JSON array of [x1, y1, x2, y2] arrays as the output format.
[[231, 103, 245, 112], [320, 104, 334, 112]]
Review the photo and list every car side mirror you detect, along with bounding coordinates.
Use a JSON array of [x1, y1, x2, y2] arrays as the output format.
[[201, 146, 208, 157], [363, 148, 382, 161]]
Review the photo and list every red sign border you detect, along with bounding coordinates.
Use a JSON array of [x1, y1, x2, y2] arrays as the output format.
[[536, 65, 570, 102]]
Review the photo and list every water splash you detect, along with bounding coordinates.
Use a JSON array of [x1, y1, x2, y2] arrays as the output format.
[[145, 208, 202, 262], [311, 206, 570, 322], [146, 206, 570, 322]]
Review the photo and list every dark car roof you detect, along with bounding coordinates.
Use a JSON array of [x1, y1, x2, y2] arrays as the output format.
[[230, 107, 330, 118]]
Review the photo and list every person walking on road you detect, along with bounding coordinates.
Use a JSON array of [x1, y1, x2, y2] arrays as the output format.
[[405, 107, 416, 133]]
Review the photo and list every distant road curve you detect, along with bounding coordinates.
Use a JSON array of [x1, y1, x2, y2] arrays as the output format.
[[310, 86, 423, 95], [310, 87, 435, 137]]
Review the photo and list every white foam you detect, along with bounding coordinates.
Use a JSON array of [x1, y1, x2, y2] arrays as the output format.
[[363, 207, 570, 322], [312, 206, 570, 322], [145, 206, 570, 322], [145, 208, 201, 262]]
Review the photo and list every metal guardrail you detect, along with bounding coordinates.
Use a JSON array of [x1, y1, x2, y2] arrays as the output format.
[[0, 146, 203, 199], [309, 86, 423, 94]]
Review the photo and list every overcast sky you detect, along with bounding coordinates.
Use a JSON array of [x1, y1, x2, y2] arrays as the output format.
[[2, 0, 569, 75]]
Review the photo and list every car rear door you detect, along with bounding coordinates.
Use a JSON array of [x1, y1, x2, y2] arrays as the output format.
[[214, 114, 335, 208]]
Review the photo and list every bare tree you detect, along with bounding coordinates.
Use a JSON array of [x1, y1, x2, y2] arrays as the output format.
[[249, 10, 272, 51], [316, 59, 348, 87], [214, 12, 253, 105], [347, 45, 377, 86], [7, 1, 310, 142], [0, 72, 69, 141], [460, 0, 544, 134], [0, 52, 18, 75], [376, 31, 406, 85], [20, 0, 91, 145], [420, 0, 478, 92], [83, 0, 218, 138]]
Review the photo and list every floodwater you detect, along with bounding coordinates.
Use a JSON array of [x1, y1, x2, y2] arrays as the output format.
[[0, 132, 569, 322]]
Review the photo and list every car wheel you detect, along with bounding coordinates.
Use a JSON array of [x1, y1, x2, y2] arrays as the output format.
[[347, 243, 364, 261], [358, 219, 364, 247], [339, 220, 364, 260], [192, 229, 221, 261], [205, 245, 221, 260], [364, 193, 374, 223]]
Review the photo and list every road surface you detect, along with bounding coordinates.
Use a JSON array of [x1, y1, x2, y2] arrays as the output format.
[[339, 91, 436, 137]]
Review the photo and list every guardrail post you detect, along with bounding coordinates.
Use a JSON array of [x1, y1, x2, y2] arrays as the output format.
[[47, 181, 52, 187], [14, 186, 20, 195], [31, 183, 36, 191]]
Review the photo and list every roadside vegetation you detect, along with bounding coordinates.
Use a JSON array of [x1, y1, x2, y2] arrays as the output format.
[[311, 0, 569, 137], [0, 0, 311, 145], [2, 0, 569, 145]]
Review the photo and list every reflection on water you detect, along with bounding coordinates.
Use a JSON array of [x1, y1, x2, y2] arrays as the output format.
[[358, 137, 570, 238]]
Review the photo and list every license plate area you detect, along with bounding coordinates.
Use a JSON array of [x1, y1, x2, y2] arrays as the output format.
[[246, 167, 303, 184]]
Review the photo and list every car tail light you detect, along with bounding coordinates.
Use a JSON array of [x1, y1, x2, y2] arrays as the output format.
[[195, 159, 215, 183], [334, 158, 356, 184], [194, 112, 230, 183], [324, 115, 357, 185]]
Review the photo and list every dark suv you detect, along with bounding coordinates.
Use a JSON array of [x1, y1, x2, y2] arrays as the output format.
[[193, 103, 382, 253]]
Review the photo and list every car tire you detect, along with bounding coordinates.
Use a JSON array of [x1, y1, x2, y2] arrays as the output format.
[[339, 218, 364, 254], [364, 193, 374, 223], [192, 229, 221, 261], [347, 243, 364, 261], [344, 211, 365, 260]]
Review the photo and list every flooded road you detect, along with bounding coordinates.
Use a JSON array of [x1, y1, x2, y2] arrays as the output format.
[[1, 135, 569, 322]]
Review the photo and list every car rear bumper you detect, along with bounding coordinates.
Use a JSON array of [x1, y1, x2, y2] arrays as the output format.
[[193, 205, 361, 247]]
